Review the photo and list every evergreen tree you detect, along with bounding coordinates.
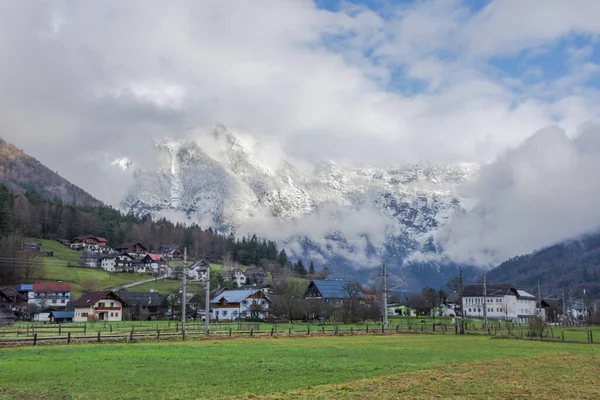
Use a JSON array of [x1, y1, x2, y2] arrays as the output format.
[[0, 185, 14, 237], [296, 259, 307, 277], [309, 261, 315, 275], [277, 249, 288, 267]]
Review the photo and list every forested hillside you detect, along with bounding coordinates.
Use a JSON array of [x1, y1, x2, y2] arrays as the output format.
[[0, 184, 286, 285], [0, 138, 101, 207], [487, 231, 600, 297]]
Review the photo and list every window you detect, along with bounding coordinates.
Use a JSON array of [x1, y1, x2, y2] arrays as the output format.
[[98, 302, 105, 308], [110, 312, 114, 317], [81, 312, 88, 317], [223, 311, 228, 316], [232, 311, 238, 316], [52, 299, 56, 304], [110, 302, 114, 307], [115, 312, 118, 318]]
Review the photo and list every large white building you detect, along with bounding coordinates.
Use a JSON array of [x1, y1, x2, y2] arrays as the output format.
[[461, 284, 544, 323]]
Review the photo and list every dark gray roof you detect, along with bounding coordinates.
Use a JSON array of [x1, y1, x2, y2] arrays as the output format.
[[306, 280, 364, 299], [118, 291, 167, 307], [462, 284, 518, 297]]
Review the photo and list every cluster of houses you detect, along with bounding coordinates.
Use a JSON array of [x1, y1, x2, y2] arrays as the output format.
[[66, 236, 175, 275], [2, 276, 595, 326]]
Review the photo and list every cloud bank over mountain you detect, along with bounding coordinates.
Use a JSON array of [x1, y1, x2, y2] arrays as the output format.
[[434, 124, 600, 265], [1, 0, 600, 270]]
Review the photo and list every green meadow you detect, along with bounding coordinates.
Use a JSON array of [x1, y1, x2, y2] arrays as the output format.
[[0, 334, 598, 399]]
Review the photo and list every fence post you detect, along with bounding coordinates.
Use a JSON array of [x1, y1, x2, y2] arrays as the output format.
[[132, 324, 135, 333], [110, 324, 112, 334], [130, 329, 134, 342], [229, 328, 232, 337], [366, 325, 369, 334], [307, 326, 310, 336], [396, 325, 399, 333], [182, 328, 185, 341], [59, 325, 62, 336], [67, 332, 71, 344], [561, 329, 565, 342], [322, 326, 325, 334], [27, 326, 29, 336], [176, 323, 179, 333], [271, 327, 274, 337], [157, 329, 160, 341], [98, 331, 101, 342], [289, 328, 292, 335], [33, 333, 37, 346], [351, 327, 353, 335], [381, 325, 384, 334], [590, 330, 594, 343], [335, 326, 338, 335], [421, 324, 424, 332], [250, 328, 254, 337], [84, 324, 87, 335], [433, 323, 436, 332]]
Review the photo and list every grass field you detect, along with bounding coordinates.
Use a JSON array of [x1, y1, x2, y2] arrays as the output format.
[[0, 335, 598, 399], [27, 238, 165, 297]]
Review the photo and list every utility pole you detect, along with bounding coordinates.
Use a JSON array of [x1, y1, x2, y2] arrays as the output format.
[[483, 273, 488, 328], [459, 267, 464, 334], [204, 263, 210, 335], [582, 288, 586, 324], [381, 262, 388, 329], [562, 288, 566, 326], [182, 247, 187, 335], [537, 279, 542, 318]]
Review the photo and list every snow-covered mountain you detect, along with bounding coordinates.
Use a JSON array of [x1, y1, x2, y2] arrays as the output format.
[[121, 126, 480, 291]]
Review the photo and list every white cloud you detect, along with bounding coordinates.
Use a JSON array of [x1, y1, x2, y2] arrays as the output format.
[[437, 124, 600, 266], [1, 0, 600, 265]]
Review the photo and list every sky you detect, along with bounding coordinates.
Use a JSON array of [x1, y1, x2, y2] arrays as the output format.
[[1, 0, 600, 265]]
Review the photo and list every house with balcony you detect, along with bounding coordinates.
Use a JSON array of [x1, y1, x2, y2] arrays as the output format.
[[140, 253, 167, 274], [70, 235, 108, 251], [27, 283, 71, 308], [71, 291, 127, 322], [210, 289, 270, 321], [115, 242, 148, 259]]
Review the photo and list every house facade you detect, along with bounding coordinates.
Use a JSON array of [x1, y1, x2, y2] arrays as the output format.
[[28, 283, 71, 308], [159, 245, 182, 260], [140, 254, 167, 274], [115, 242, 148, 258], [461, 284, 543, 323], [70, 235, 108, 251], [244, 267, 267, 285], [187, 260, 209, 281], [223, 268, 247, 287], [71, 291, 127, 322], [118, 291, 168, 320], [210, 289, 270, 321], [80, 250, 101, 268]]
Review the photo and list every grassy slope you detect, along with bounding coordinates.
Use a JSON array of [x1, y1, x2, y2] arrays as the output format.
[[28, 238, 161, 297], [0, 335, 596, 399]]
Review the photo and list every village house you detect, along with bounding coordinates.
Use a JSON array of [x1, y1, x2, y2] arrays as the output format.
[[98, 253, 136, 272], [461, 284, 547, 323], [244, 267, 268, 285], [210, 289, 271, 321], [118, 291, 168, 321], [71, 291, 127, 322], [80, 250, 101, 268], [140, 253, 167, 274], [223, 268, 247, 287], [304, 280, 364, 305], [159, 245, 182, 260], [115, 242, 148, 259], [27, 283, 71, 308], [187, 259, 209, 281], [69, 235, 108, 252], [0, 289, 24, 326]]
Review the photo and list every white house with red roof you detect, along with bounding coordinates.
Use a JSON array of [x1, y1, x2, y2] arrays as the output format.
[[28, 283, 71, 308], [140, 253, 167, 274]]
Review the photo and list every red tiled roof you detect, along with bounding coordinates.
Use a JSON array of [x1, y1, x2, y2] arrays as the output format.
[[146, 253, 162, 261], [32, 283, 71, 292]]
